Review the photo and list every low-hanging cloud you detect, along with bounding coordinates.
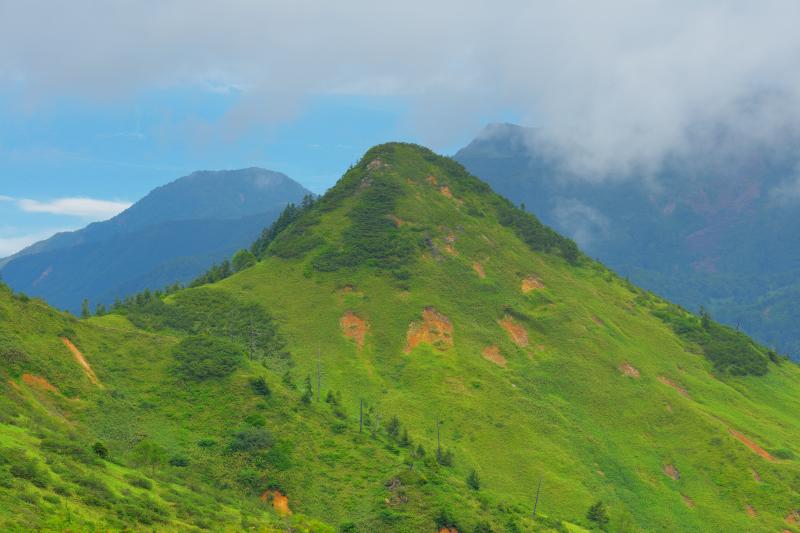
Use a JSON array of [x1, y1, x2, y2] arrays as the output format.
[[15, 197, 132, 218], [2, 1, 799, 176]]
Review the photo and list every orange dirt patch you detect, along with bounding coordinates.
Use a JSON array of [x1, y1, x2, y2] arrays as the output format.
[[440, 185, 453, 198], [521, 275, 544, 293], [729, 429, 774, 461], [340, 311, 368, 349], [7, 379, 21, 393], [657, 376, 689, 398], [751, 468, 762, 482], [472, 262, 486, 278], [61, 337, 102, 387], [22, 373, 57, 393], [682, 495, 695, 508], [439, 528, 458, 533], [663, 464, 680, 480], [405, 307, 453, 353], [499, 315, 528, 347], [482, 346, 507, 367], [260, 490, 291, 515], [786, 510, 799, 525], [591, 315, 604, 326], [426, 174, 438, 185], [746, 505, 757, 517], [618, 362, 640, 378]]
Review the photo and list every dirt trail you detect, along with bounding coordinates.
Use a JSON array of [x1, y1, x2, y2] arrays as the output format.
[[482, 346, 507, 367], [22, 373, 58, 393], [657, 376, 689, 398], [472, 262, 486, 278], [340, 311, 368, 349], [499, 315, 528, 347], [729, 429, 774, 461], [405, 307, 453, 353], [682, 495, 695, 508], [61, 337, 103, 387]]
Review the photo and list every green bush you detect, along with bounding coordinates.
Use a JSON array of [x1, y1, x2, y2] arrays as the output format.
[[249, 376, 271, 396], [173, 335, 243, 381], [228, 427, 274, 452]]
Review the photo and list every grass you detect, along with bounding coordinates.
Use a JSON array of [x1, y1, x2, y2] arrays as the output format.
[[1, 143, 799, 531]]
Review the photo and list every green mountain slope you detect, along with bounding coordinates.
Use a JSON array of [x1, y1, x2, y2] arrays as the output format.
[[2, 143, 800, 532]]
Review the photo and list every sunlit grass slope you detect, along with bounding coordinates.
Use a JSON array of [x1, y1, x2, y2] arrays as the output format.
[[1, 142, 799, 532]]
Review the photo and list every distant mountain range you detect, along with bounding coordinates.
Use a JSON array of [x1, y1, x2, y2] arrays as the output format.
[[0, 167, 310, 313], [456, 123, 800, 358]]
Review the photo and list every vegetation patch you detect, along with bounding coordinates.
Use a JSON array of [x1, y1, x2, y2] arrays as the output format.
[[173, 335, 243, 380]]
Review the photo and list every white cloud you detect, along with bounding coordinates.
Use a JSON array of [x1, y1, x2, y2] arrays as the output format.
[[16, 197, 132, 218], [0, 195, 14, 202], [0, 1, 799, 176]]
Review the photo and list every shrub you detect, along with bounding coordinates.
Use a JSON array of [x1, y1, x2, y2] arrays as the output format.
[[587, 501, 609, 529], [169, 455, 189, 467], [197, 438, 216, 448], [92, 442, 109, 459], [173, 335, 243, 380], [228, 427, 274, 452], [249, 376, 271, 396], [467, 469, 481, 491]]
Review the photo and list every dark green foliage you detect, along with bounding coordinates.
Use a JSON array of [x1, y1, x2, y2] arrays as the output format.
[[4, 448, 51, 488], [251, 194, 317, 258], [249, 376, 271, 396], [92, 442, 109, 459], [339, 521, 357, 532], [435, 509, 461, 531], [196, 438, 216, 448], [473, 521, 493, 533], [228, 427, 274, 452], [120, 289, 289, 367], [771, 448, 795, 460], [81, 298, 91, 319], [168, 455, 189, 467], [189, 259, 232, 287], [231, 249, 257, 272], [386, 416, 400, 438], [115, 493, 169, 525], [653, 306, 769, 376], [40, 438, 98, 465], [494, 199, 580, 264], [312, 178, 416, 276], [587, 501, 609, 529], [301, 375, 313, 404], [125, 474, 152, 490], [0, 346, 31, 378], [438, 449, 454, 467], [467, 469, 480, 490], [173, 335, 243, 380]]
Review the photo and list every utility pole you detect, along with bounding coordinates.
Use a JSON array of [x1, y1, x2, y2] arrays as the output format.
[[533, 478, 542, 517], [359, 399, 363, 433], [316, 346, 321, 402], [436, 420, 441, 463]]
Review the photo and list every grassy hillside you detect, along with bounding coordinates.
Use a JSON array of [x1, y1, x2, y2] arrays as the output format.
[[2, 143, 800, 532]]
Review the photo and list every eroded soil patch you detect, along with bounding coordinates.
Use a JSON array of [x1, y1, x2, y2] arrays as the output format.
[[619, 362, 640, 378], [61, 337, 102, 387], [472, 262, 486, 278], [657, 376, 688, 398], [729, 429, 774, 461], [521, 275, 544, 293], [405, 308, 454, 353], [22, 373, 58, 393], [663, 464, 680, 480], [260, 490, 291, 515], [482, 346, 507, 367], [499, 315, 528, 347], [340, 311, 368, 349]]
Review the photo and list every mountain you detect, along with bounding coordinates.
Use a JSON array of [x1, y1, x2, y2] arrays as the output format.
[[0, 168, 311, 313], [455, 123, 800, 359], [2, 143, 800, 532]]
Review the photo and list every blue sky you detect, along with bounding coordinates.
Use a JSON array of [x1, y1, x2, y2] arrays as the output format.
[[0, 87, 489, 257], [2, 1, 797, 257]]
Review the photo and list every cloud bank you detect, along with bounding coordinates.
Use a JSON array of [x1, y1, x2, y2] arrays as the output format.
[[1, 1, 799, 176], [16, 197, 132, 218]]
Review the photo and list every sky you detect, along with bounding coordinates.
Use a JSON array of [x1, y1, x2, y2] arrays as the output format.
[[2, 0, 799, 256]]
